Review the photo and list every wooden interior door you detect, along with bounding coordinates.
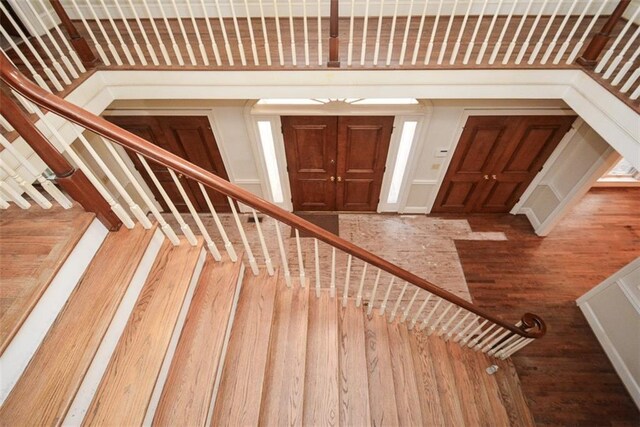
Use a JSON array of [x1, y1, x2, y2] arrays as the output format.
[[336, 116, 394, 211], [433, 115, 576, 213], [106, 115, 231, 213]]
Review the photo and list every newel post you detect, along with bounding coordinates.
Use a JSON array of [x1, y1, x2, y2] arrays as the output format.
[[0, 90, 121, 230], [49, 0, 97, 67], [328, 0, 340, 67], [577, 0, 631, 67]]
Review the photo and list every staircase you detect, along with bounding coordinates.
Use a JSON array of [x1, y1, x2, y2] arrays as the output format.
[[0, 213, 535, 426]]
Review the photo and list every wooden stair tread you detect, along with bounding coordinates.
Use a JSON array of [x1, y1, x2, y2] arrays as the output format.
[[0, 205, 94, 353], [387, 321, 424, 426], [303, 291, 340, 426], [494, 358, 537, 427], [211, 269, 279, 426], [408, 329, 446, 425], [0, 224, 154, 426], [446, 341, 483, 426], [427, 335, 466, 426], [83, 237, 204, 426], [153, 256, 243, 427], [339, 301, 372, 426], [259, 279, 309, 427]]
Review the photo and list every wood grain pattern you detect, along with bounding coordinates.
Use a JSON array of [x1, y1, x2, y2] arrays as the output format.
[[386, 321, 424, 427], [363, 312, 400, 427], [407, 330, 445, 426], [259, 279, 309, 427], [446, 341, 483, 426], [0, 224, 154, 426], [303, 291, 340, 427], [338, 301, 372, 426], [153, 256, 243, 427], [465, 350, 512, 427], [211, 269, 279, 426], [0, 204, 94, 353], [427, 335, 466, 426], [82, 237, 204, 426], [493, 358, 537, 427]]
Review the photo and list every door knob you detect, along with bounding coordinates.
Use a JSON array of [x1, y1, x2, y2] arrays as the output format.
[[330, 176, 335, 182], [483, 175, 489, 180], [330, 159, 335, 164], [337, 176, 342, 182], [492, 175, 497, 180]]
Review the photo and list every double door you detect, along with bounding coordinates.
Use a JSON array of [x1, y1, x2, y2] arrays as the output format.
[[282, 116, 394, 211], [433, 115, 576, 213]]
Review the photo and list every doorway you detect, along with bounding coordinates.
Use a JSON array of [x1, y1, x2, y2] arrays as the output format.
[[106, 115, 231, 213], [433, 115, 576, 213], [281, 115, 394, 211]]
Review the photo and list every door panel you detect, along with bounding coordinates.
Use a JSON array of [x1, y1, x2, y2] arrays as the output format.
[[337, 116, 394, 211], [282, 116, 337, 211], [105, 115, 231, 213], [433, 115, 576, 213]]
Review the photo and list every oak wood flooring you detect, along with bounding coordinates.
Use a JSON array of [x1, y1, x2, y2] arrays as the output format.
[[0, 204, 94, 354], [451, 188, 640, 426], [0, 224, 155, 426]]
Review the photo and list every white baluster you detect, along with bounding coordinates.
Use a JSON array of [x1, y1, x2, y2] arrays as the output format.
[[467, 323, 497, 348], [330, 247, 336, 297], [169, 0, 197, 65], [0, 158, 51, 209], [464, 0, 490, 64], [0, 29, 51, 92], [82, 0, 122, 65], [244, 0, 260, 65], [141, 0, 170, 65], [251, 209, 274, 275], [302, 0, 310, 66], [200, 0, 222, 66], [0, 115, 12, 132], [359, 266, 380, 316], [598, 10, 640, 75], [475, 0, 503, 64], [227, 0, 247, 65], [111, 0, 146, 65], [496, 336, 528, 359], [360, 0, 371, 65], [317, 0, 323, 65], [475, 326, 505, 351], [438, 307, 463, 336], [198, 183, 237, 259], [398, 0, 414, 65], [156, 0, 185, 65], [31, 104, 132, 226], [613, 46, 640, 86], [458, 317, 487, 344], [125, 0, 158, 65], [386, 0, 401, 65], [258, 0, 272, 66], [519, 0, 556, 64], [314, 238, 321, 297], [273, 0, 285, 65], [136, 155, 195, 239], [409, 293, 433, 330], [401, 288, 420, 323], [567, 0, 607, 64], [447, 311, 472, 341], [67, 0, 110, 65], [488, 333, 520, 356], [389, 282, 408, 322], [0, 182, 30, 209], [604, 27, 640, 80], [500, 337, 534, 359], [6, 84, 35, 114], [481, 327, 512, 352], [437, 0, 459, 64], [541, 0, 578, 64], [425, 0, 444, 64], [100, 139, 178, 241], [21, 0, 78, 78], [488, 0, 518, 64], [450, 0, 473, 64], [425, 302, 453, 334], [418, 297, 443, 331], [0, 192, 9, 209], [621, 67, 640, 93], [36, 0, 85, 72], [186, 0, 209, 66], [0, 3, 64, 90], [373, 0, 385, 65], [355, 262, 368, 307], [287, 0, 298, 66], [411, 0, 429, 65], [228, 198, 259, 275], [214, 0, 235, 65], [295, 228, 306, 284], [275, 222, 292, 286], [503, 0, 535, 64], [342, 254, 353, 307], [97, 0, 134, 65], [629, 85, 640, 100], [379, 277, 395, 315], [553, 0, 594, 64]]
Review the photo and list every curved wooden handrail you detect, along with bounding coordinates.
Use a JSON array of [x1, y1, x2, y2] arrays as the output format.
[[0, 53, 545, 339]]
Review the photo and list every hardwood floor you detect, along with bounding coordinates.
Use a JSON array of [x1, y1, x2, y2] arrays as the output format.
[[450, 188, 640, 426]]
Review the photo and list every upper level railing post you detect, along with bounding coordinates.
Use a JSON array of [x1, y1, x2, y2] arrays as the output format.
[[577, 0, 631, 66], [49, 0, 97, 67], [328, 0, 340, 67], [0, 88, 120, 230]]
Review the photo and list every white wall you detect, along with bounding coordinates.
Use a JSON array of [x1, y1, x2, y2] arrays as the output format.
[[578, 257, 640, 409]]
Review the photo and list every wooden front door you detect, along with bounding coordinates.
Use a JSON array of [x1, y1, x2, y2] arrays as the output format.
[[433, 115, 576, 213], [282, 116, 394, 211], [106, 115, 231, 213]]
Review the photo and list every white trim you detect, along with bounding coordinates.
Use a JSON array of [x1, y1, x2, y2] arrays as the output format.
[[520, 207, 541, 230], [0, 218, 108, 404]]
